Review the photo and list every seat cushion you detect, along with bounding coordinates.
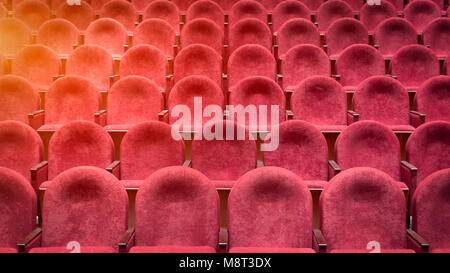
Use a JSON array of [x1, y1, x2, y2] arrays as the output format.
[[213, 180, 235, 189], [120, 180, 144, 189], [305, 180, 328, 189], [229, 247, 316, 253], [314, 125, 347, 132], [0, 247, 17, 253], [38, 124, 64, 131], [104, 124, 133, 131], [330, 249, 415, 253], [29, 246, 116, 253], [388, 124, 415, 132], [39, 180, 51, 190], [129, 246, 216, 253], [431, 249, 450, 253]]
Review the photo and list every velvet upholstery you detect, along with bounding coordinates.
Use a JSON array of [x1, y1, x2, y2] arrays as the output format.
[[229, 0, 267, 25], [130, 246, 216, 253], [316, 0, 353, 33], [390, 44, 440, 90], [174, 44, 222, 87], [191, 120, 256, 188], [423, 18, 450, 58], [300, 0, 323, 11], [411, 169, 450, 251], [335, 121, 401, 180], [336, 44, 385, 90], [47, 121, 114, 180], [211, 0, 238, 11], [99, 0, 137, 31], [386, 0, 406, 11], [133, 166, 219, 250], [14, 0, 50, 30], [43, 75, 100, 128], [264, 120, 328, 187], [119, 44, 167, 90], [0, 75, 39, 124], [277, 19, 320, 58], [271, 0, 310, 32], [291, 76, 347, 131], [131, 0, 153, 12], [12, 45, 61, 91], [228, 44, 276, 89], [56, 0, 94, 30], [353, 76, 413, 131], [120, 121, 184, 180], [29, 246, 116, 253], [36, 19, 79, 56], [359, 2, 397, 33], [257, 0, 284, 10], [326, 18, 368, 58], [229, 18, 272, 53], [0, 53, 4, 75], [414, 76, 450, 123], [85, 18, 128, 56], [143, 0, 179, 31], [168, 75, 224, 129], [106, 76, 163, 129], [229, 76, 285, 130], [0, 18, 31, 56], [170, 0, 197, 11], [186, 0, 224, 30], [404, 0, 440, 32], [0, 167, 37, 250], [342, 0, 364, 11], [412, 0, 444, 9], [91, 0, 112, 11], [133, 18, 176, 58], [228, 167, 313, 250], [373, 18, 417, 58], [230, 247, 316, 253], [320, 167, 407, 252], [180, 18, 223, 54], [405, 121, 450, 192], [37, 167, 128, 251]]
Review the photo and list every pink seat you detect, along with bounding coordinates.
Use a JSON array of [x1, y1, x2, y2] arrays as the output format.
[[129, 246, 216, 253], [180, 18, 223, 54], [171, 0, 198, 11], [131, 0, 153, 12], [359, 2, 397, 33], [229, 18, 272, 53], [272, 0, 310, 32], [85, 18, 128, 57], [276, 19, 320, 58], [404, 0, 440, 32], [142, 0, 180, 31], [186, 0, 224, 30], [374, 18, 417, 59], [316, 0, 353, 33], [36, 19, 79, 56], [258, 0, 284, 10], [99, 0, 138, 31], [13, 0, 50, 30], [423, 18, 450, 58], [342, 0, 364, 12], [0, 18, 31, 56], [414, 76, 450, 123], [230, 247, 316, 253], [211, 0, 238, 11], [56, 0, 94, 30], [228, 0, 267, 25], [299, 0, 324, 12], [29, 246, 116, 253], [133, 18, 176, 58], [326, 18, 368, 58]]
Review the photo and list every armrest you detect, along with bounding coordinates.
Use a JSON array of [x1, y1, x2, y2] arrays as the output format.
[[28, 110, 45, 130], [18, 227, 42, 253], [256, 159, 264, 168], [331, 74, 341, 82], [52, 75, 64, 81], [347, 110, 359, 124], [313, 229, 327, 253], [410, 111, 425, 128], [328, 160, 341, 179], [276, 73, 283, 88], [31, 161, 48, 193], [118, 227, 135, 253], [183, 160, 192, 167], [158, 110, 169, 123], [106, 160, 120, 179], [94, 109, 107, 127], [286, 110, 294, 120], [401, 160, 417, 190], [109, 74, 119, 86], [407, 229, 429, 253]]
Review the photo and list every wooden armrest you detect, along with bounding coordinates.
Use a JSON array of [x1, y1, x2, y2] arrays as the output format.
[[31, 161, 48, 191], [28, 110, 45, 130], [407, 229, 429, 251], [410, 111, 425, 118], [286, 110, 294, 120], [401, 161, 417, 171], [328, 160, 341, 178], [106, 161, 120, 172], [94, 109, 107, 127], [347, 110, 359, 117], [118, 227, 135, 253], [256, 159, 264, 168], [158, 110, 169, 122], [313, 229, 327, 253], [18, 227, 42, 252], [183, 160, 192, 167]]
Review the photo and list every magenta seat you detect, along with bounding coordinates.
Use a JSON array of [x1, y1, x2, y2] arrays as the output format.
[[404, 0, 440, 32], [229, 0, 267, 25], [300, 0, 324, 11], [180, 18, 224, 54], [171, 0, 198, 11], [326, 18, 368, 58], [229, 18, 272, 53], [272, 0, 310, 32], [131, 0, 153, 12], [258, 0, 284, 10], [0, 18, 31, 56], [143, 0, 180, 31], [374, 18, 418, 59], [56, 0, 94, 30], [36, 19, 79, 57], [359, 2, 397, 33], [316, 0, 353, 33], [386, 0, 404, 11], [13, 0, 50, 31], [414, 76, 450, 123], [99, 0, 138, 31], [423, 18, 450, 58], [133, 18, 176, 58], [276, 19, 320, 58], [186, 0, 224, 30], [211, 0, 238, 11], [85, 18, 128, 57]]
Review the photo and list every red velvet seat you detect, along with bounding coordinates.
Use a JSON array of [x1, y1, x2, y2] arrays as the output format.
[[131, 0, 153, 12], [13, 0, 50, 31], [126, 166, 219, 253], [276, 19, 320, 58], [359, 2, 397, 33], [180, 18, 223, 55], [229, 18, 272, 53], [105, 76, 164, 131], [50, 0, 64, 10], [174, 44, 222, 87], [186, 0, 224, 30], [373, 18, 417, 59], [228, 167, 315, 253], [316, 0, 353, 33], [228, 0, 267, 26], [91, 0, 112, 11], [99, 0, 138, 31], [258, 0, 284, 10], [211, 0, 237, 11], [0, 18, 31, 56], [318, 167, 411, 253], [85, 18, 128, 57], [352, 76, 414, 132], [143, 0, 180, 31], [66, 44, 114, 91], [227, 44, 276, 89], [336, 44, 385, 91], [133, 18, 176, 58], [12, 45, 61, 91], [36, 19, 79, 57], [271, 0, 310, 32], [120, 121, 185, 188], [29, 167, 128, 253], [171, 0, 198, 11], [404, 0, 440, 33], [414, 76, 450, 123], [390, 44, 440, 91], [56, 0, 94, 30], [263, 120, 328, 189], [299, 0, 324, 12], [119, 44, 168, 92], [404, 121, 450, 194], [411, 169, 450, 253], [413, 0, 444, 10], [290, 76, 347, 132], [326, 18, 368, 58], [0, 75, 40, 125], [423, 18, 450, 58], [342, 0, 364, 12], [191, 120, 257, 189], [0, 167, 37, 253]]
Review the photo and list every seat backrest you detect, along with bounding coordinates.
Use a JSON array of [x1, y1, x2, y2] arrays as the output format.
[[326, 18, 368, 57], [48, 121, 114, 180], [131, 0, 154, 12], [0, 18, 31, 56], [320, 167, 406, 251], [143, 0, 180, 31], [91, 0, 112, 11], [211, 0, 238, 11], [37, 19, 79, 56], [56, 0, 94, 30], [404, 0, 440, 32], [186, 0, 224, 29], [133, 18, 176, 58], [272, 0, 310, 32], [171, 0, 198, 11], [374, 18, 417, 58], [258, 0, 284, 10], [180, 18, 223, 54], [316, 0, 353, 32], [14, 0, 50, 30], [342, 0, 364, 11], [300, 0, 324, 11], [276, 18, 320, 58], [229, 0, 267, 25], [99, 0, 138, 31], [359, 2, 397, 33], [423, 18, 450, 57], [85, 18, 128, 56], [135, 166, 219, 248], [228, 167, 312, 249], [229, 18, 272, 53], [42, 166, 127, 249], [335, 121, 401, 180], [415, 76, 450, 123]]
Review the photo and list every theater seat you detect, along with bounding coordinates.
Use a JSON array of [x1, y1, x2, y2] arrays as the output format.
[[29, 246, 116, 253], [36, 19, 79, 57], [326, 18, 368, 58], [276, 19, 320, 59], [0, 18, 31, 56], [271, 0, 310, 32], [404, 0, 440, 33], [186, 0, 224, 30], [100, 0, 138, 31], [414, 76, 450, 123], [13, 0, 50, 31], [373, 18, 417, 59], [56, 0, 94, 30], [132, 19, 176, 58], [316, 0, 353, 33], [423, 18, 450, 59], [229, 18, 272, 53], [131, 0, 151, 12], [143, 0, 180, 31], [230, 247, 316, 253], [129, 246, 216, 253], [359, 2, 397, 34], [180, 18, 224, 55], [228, 0, 267, 26], [85, 18, 128, 57]]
